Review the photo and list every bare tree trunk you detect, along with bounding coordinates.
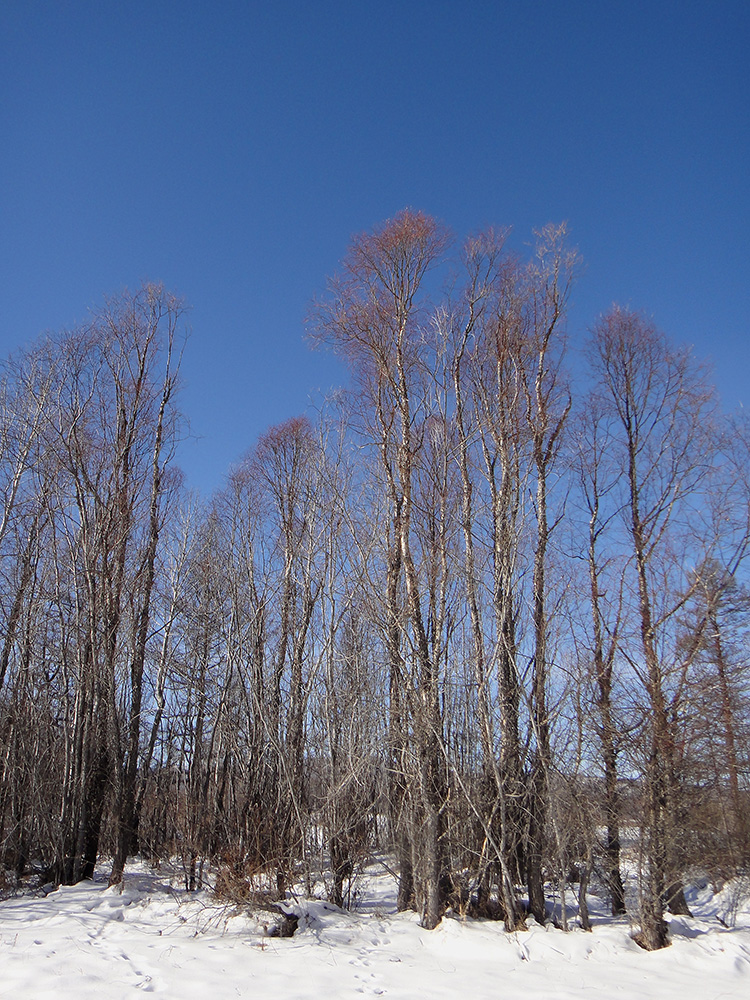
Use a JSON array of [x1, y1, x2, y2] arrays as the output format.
[[578, 407, 626, 916], [589, 307, 716, 947], [450, 245, 528, 929], [110, 318, 178, 885], [521, 225, 576, 924]]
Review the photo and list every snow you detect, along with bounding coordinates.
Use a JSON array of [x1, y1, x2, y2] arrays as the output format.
[[1, 863, 748, 999]]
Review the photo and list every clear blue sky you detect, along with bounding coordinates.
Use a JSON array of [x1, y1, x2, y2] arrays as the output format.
[[1, 1, 748, 494]]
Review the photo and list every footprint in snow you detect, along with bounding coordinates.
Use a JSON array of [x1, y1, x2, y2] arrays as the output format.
[[353, 970, 385, 994]]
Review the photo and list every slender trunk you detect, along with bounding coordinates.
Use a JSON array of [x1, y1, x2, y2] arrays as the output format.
[[111, 388, 169, 885], [386, 518, 413, 911], [395, 334, 446, 930], [578, 858, 592, 931], [628, 440, 677, 944], [587, 497, 626, 915], [527, 436, 551, 925]]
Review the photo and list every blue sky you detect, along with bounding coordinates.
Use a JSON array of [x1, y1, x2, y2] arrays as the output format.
[[1, 1, 748, 494]]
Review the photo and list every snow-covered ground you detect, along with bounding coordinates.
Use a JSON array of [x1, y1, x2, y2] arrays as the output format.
[[1, 862, 748, 999]]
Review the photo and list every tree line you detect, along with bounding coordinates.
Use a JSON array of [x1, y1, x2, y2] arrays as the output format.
[[0, 213, 748, 949]]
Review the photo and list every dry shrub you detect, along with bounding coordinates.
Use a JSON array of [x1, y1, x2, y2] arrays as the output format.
[[213, 849, 281, 905]]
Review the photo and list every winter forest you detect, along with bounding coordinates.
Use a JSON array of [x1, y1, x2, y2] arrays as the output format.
[[1, 210, 748, 952]]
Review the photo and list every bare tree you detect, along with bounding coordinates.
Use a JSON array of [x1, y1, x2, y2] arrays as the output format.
[[589, 306, 717, 949], [519, 224, 577, 923], [574, 396, 627, 915], [446, 228, 527, 929], [107, 285, 184, 885], [0, 284, 187, 885], [251, 416, 324, 893], [311, 210, 453, 928]]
